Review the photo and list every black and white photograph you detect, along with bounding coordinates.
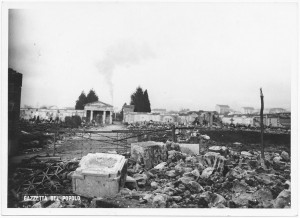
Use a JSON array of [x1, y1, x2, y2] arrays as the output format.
[[1, 1, 298, 216]]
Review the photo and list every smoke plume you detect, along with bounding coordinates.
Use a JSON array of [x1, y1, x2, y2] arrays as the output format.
[[97, 40, 155, 102]]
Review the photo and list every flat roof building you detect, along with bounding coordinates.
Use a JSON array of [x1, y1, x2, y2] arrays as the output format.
[[242, 107, 255, 114], [215, 105, 230, 115]]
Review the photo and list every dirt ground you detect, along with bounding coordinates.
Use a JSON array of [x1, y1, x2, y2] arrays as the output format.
[[11, 123, 135, 164], [11, 123, 290, 165]]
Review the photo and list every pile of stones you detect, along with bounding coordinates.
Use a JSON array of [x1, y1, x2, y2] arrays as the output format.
[[119, 142, 291, 208]]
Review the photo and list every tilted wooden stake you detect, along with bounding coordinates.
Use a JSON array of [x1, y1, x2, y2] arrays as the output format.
[[260, 88, 265, 159]]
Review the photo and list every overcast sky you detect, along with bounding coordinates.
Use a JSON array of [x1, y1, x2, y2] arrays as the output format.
[[8, 2, 296, 111]]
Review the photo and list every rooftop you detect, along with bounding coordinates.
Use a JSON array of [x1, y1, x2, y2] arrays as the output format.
[[242, 107, 254, 109], [84, 101, 113, 108], [123, 105, 135, 109], [216, 105, 230, 108]]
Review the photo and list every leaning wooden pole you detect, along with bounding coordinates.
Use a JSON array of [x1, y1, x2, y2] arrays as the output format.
[[260, 88, 265, 159]]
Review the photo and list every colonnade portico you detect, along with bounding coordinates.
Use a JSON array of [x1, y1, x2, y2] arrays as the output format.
[[84, 101, 113, 125]]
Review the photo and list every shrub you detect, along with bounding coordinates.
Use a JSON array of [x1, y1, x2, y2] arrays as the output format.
[[64, 115, 82, 128]]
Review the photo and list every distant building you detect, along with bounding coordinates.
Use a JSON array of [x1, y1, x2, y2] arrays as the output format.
[[252, 109, 260, 114], [178, 112, 199, 125], [84, 101, 113, 124], [62, 106, 74, 110], [221, 112, 291, 128], [222, 115, 254, 126], [179, 109, 190, 114], [242, 107, 255, 114], [198, 111, 216, 126], [123, 112, 178, 124], [167, 110, 179, 114], [215, 105, 230, 114], [228, 111, 242, 116], [279, 113, 291, 128], [263, 108, 272, 114], [253, 114, 282, 127], [20, 108, 85, 122], [152, 108, 167, 114], [269, 108, 286, 114]]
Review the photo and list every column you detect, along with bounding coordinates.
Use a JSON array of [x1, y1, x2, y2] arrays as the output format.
[[103, 111, 106, 125], [109, 111, 113, 124], [90, 110, 93, 122]]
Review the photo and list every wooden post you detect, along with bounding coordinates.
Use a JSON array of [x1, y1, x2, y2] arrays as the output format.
[[81, 129, 84, 158], [199, 138, 202, 154], [209, 112, 213, 127], [117, 133, 119, 152], [53, 123, 58, 156], [172, 125, 176, 142], [53, 133, 56, 156], [260, 88, 265, 159], [138, 133, 142, 142]]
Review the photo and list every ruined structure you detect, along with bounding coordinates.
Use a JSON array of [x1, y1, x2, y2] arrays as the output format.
[[8, 68, 22, 156]]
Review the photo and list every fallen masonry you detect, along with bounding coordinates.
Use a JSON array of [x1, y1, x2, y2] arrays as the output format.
[[8, 140, 291, 208]]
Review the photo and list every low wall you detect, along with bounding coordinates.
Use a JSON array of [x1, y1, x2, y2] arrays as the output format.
[[20, 108, 85, 122]]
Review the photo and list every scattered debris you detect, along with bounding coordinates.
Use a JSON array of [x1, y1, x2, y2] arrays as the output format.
[[9, 123, 291, 209], [8, 156, 79, 208]]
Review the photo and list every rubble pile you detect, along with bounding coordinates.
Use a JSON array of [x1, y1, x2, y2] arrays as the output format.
[[20, 131, 55, 151], [127, 122, 174, 130], [127, 121, 289, 147], [126, 121, 290, 134], [19, 121, 59, 153], [120, 142, 291, 208], [8, 138, 291, 208], [127, 123, 212, 144], [8, 157, 79, 208], [127, 123, 173, 142], [222, 125, 290, 134], [19, 121, 78, 154]]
